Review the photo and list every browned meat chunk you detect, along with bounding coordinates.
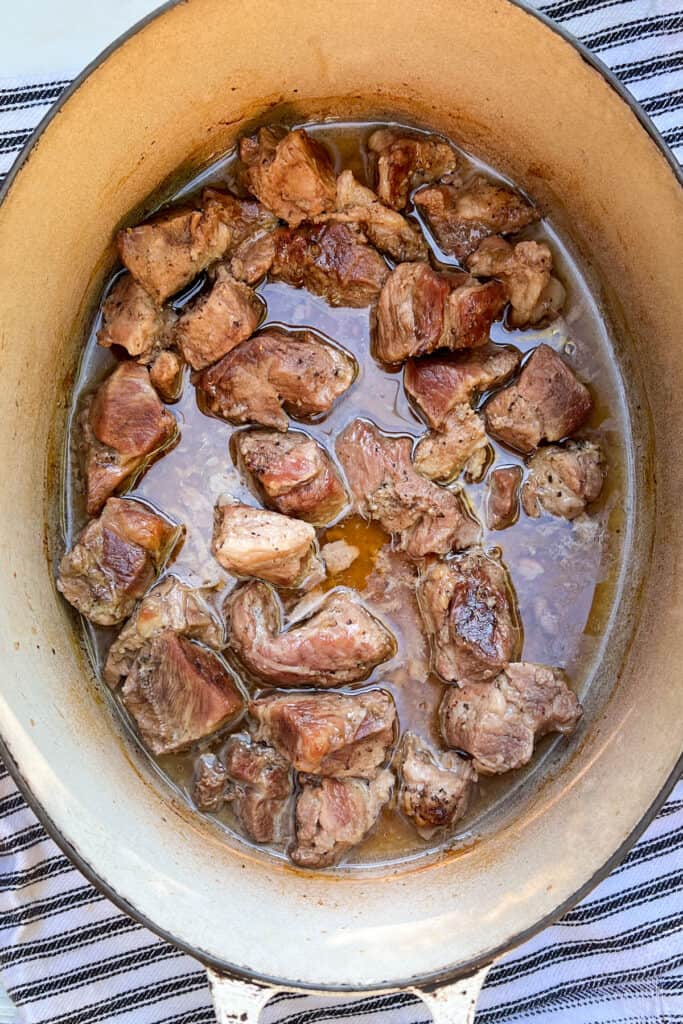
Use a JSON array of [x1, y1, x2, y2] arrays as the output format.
[[487, 466, 523, 530], [270, 222, 389, 307], [375, 263, 506, 364], [414, 177, 539, 261], [117, 204, 230, 304], [291, 769, 394, 868], [149, 350, 183, 402], [192, 753, 228, 812], [202, 188, 279, 250], [322, 170, 428, 262], [336, 419, 481, 557], [97, 274, 175, 362], [223, 735, 293, 843], [467, 236, 565, 328], [250, 690, 396, 777], [440, 662, 582, 774], [484, 344, 592, 453], [104, 576, 224, 686], [368, 129, 458, 210], [173, 266, 263, 370], [404, 344, 521, 430], [321, 539, 359, 574], [212, 500, 322, 588], [81, 362, 177, 515], [229, 231, 277, 285], [522, 441, 606, 520], [227, 581, 395, 688], [419, 549, 521, 683], [57, 498, 181, 626], [234, 429, 347, 526], [413, 405, 488, 483], [397, 733, 476, 839], [239, 127, 337, 227], [122, 631, 244, 755], [196, 328, 356, 431]]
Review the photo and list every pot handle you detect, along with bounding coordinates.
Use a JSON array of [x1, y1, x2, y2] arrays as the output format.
[[207, 963, 491, 1024]]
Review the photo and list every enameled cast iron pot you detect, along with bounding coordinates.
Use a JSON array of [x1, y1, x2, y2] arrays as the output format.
[[1, 1, 682, 1020]]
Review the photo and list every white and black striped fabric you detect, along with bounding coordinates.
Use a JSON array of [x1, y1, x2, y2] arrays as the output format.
[[1, 2, 681, 1021]]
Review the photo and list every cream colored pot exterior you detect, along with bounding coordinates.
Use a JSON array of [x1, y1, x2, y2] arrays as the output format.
[[0, 0, 681, 992]]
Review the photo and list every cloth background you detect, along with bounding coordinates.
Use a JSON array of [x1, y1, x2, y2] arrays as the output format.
[[1, 1, 681, 1021]]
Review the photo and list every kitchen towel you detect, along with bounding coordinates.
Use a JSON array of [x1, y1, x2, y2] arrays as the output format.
[[1, 1, 681, 1022]]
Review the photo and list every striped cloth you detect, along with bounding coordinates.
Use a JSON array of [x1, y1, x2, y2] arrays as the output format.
[[1, 2, 681, 1021]]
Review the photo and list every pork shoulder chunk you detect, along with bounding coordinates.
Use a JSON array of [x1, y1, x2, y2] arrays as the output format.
[[375, 262, 506, 364], [486, 465, 523, 531], [149, 350, 184, 403], [418, 549, 520, 683], [104, 576, 225, 686], [336, 418, 481, 557], [196, 328, 356, 431], [404, 344, 521, 430], [81, 362, 177, 516], [467, 236, 565, 328], [173, 266, 263, 370], [368, 129, 458, 210], [324, 170, 428, 262], [223, 735, 293, 843], [229, 231, 278, 285], [192, 753, 228, 812], [484, 344, 592, 453], [397, 732, 476, 839], [250, 690, 396, 777], [270, 222, 390, 307], [227, 581, 396, 688], [440, 662, 582, 774], [414, 176, 539, 261], [202, 188, 279, 251], [291, 769, 394, 868], [97, 274, 175, 362], [522, 441, 606, 520], [239, 127, 337, 227], [212, 500, 323, 588], [413, 405, 488, 483], [122, 631, 244, 755], [321, 539, 359, 574], [117, 203, 231, 305], [57, 498, 181, 626], [234, 429, 347, 526]]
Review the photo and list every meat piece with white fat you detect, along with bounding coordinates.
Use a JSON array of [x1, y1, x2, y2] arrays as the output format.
[[212, 501, 323, 588], [486, 466, 523, 530], [413, 405, 488, 483], [368, 129, 458, 210], [173, 266, 263, 370], [223, 735, 293, 843], [397, 732, 477, 839], [467, 236, 565, 328], [522, 441, 606, 520], [192, 753, 228, 812]]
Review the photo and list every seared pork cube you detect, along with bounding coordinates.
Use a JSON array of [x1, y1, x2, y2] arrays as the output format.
[[122, 631, 244, 755], [486, 465, 523, 530], [291, 769, 394, 868], [484, 344, 592, 453], [440, 662, 582, 774], [196, 328, 357, 432], [81, 362, 177, 515], [234, 429, 347, 526], [321, 539, 359, 574], [468, 236, 565, 328], [375, 263, 506, 364], [336, 419, 481, 558], [117, 203, 230, 304], [522, 441, 606, 520], [212, 500, 323, 589], [57, 498, 181, 626], [173, 266, 263, 370], [419, 549, 521, 683], [149, 350, 183, 403], [404, 344, 521, 430], [229, 231, 278, 285], [104, 576, 225, 686], [413, 405, 488, 483], [192, 752, 228, 812], [325, 170, 428, 262], [97, 274, 175, 362], [368, 128, 458, 210], [223, 735, 293, 843], [270, 222, 390, 308], [227, 581, 396, 688], [250, 690, 397, 777], [397, 733, 476, 839], [239, 127, 337, 227], [202, 188, 279, 250], [414, 176, 539, 261]]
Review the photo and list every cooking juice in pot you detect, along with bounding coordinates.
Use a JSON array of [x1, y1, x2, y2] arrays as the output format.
[[61, 120, 629, 869]]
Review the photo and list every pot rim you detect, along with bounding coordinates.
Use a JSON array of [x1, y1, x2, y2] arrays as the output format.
[[0, 0, 681, 991]]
